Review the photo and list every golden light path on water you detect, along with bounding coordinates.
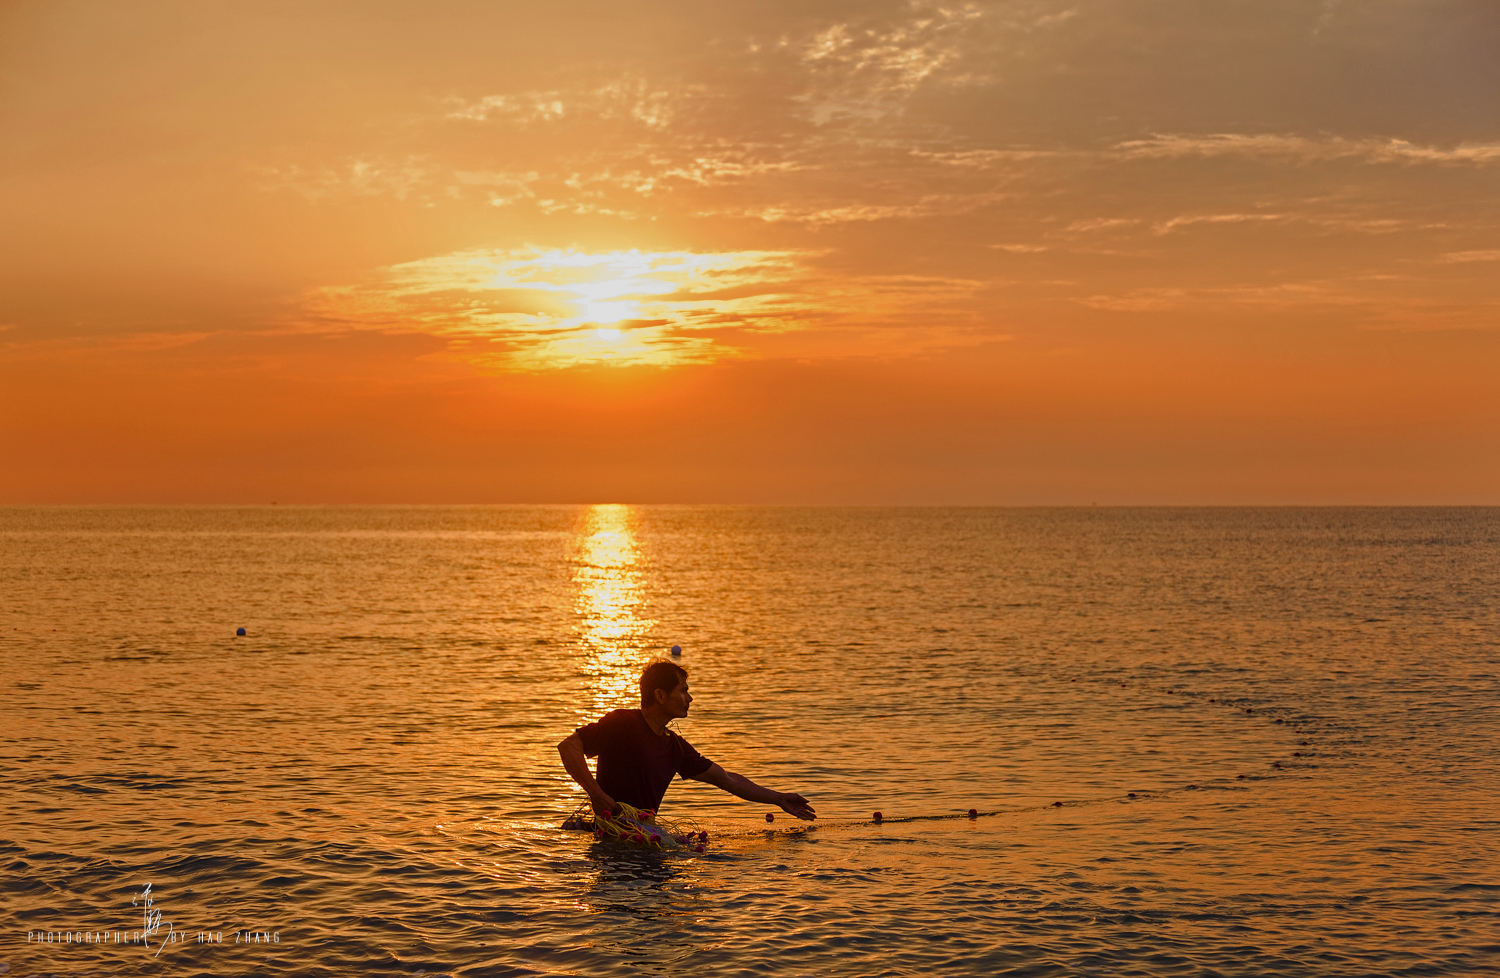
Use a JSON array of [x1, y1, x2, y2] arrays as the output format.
[[571, 504, 657, 724]]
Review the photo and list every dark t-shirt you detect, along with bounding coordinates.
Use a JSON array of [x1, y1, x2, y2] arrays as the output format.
[[575, 709, 713, 812]]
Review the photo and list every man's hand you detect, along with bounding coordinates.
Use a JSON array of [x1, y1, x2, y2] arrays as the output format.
[[692, 763, 815, 820], [590, 792, 619, 818], [776, 792, 816, 821]]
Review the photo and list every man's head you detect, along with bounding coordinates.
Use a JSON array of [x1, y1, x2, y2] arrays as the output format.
[[640, 659, 690, 714]]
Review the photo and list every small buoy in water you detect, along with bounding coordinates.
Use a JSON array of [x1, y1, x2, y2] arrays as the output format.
[[1052, 801, 1063, 807], [1244, 708, 1254, 714], [1167, 690, 1174, 694], [670, 645, 682, 657], [1127, 792, 1137, 798], [1208, 698, 1216, 703], [236, 627, 246, 637], [1274, 718, 1284, 724], [766, 813, 775, 823], [873, 811, 883, 822], [1293, 751, 1303, 757], [968, 808, 978, 818], [1237, 775, 1246, 780], [1271, 761, 1283, 770], [1186, 784, 1198, 790], [1300, 741, 1310, 746]]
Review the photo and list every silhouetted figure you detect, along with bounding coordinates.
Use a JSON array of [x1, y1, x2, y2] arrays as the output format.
[[557, 660, 815, 821]]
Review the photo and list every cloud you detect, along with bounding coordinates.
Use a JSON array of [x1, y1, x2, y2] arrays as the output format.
[[1115, 134, 1500, 166], [1065, 218, 1141, 233], [0, 330, 215, 362], [293, 247, 995, 371], [443, 78, 688, 130], [739, 1, 1004, 129], [257, 157, 436, 201], [298, 248, 807, 370], [914, 148, 1070, 167], [1153, 213, 1287, 234], [661, 156, 808, 186], [1375, 142, 1500, 165], [1077, 288, 1188, 312], [1075, 279, 1470, 320], [718, 190, 1012, 226], [240, 6, 1499, 241], [1030, 8, 1079, 30], [1437, 250, 1500, 263], [796, 2, 987, 116]]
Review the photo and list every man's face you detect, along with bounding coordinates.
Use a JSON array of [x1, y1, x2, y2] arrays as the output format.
[[659, 678, 692, 718]]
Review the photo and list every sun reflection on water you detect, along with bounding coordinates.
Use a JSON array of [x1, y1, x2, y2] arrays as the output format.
[[572, 504, 657, 721]]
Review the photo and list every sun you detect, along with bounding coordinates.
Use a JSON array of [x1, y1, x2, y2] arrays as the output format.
[[577, 297, 638, 325], [334, 246, 802, 369]]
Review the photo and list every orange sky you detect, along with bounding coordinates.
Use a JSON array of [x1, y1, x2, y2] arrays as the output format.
[[2, 0, 1497, 503]]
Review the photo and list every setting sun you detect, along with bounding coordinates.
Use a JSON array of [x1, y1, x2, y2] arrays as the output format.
[[297, 247, 810, 371]]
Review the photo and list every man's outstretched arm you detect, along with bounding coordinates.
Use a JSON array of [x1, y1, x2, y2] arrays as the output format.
[[691, 763, 815, 820], [557, 733, 617, 816]]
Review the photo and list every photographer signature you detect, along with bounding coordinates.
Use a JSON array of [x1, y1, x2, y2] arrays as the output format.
[[130, 882, 174, 958]]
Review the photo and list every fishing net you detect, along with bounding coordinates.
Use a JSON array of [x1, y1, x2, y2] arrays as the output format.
[[563, 801, 711, 852]]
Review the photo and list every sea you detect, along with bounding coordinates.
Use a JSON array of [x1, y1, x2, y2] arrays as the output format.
[[1, 506, 1496, 978]]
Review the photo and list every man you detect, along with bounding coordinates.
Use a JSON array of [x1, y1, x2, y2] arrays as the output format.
[[558, 660, 815, 821]]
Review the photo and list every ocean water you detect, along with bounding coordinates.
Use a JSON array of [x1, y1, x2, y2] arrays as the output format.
[[1, 505, 1497, 978]]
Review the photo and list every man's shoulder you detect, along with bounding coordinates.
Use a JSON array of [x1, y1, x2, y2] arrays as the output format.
[[575, 708, 643, 754], [592, 708, 643, 729]]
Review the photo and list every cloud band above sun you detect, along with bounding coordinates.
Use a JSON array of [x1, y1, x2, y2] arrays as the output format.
[[294, 247, 994, 371]]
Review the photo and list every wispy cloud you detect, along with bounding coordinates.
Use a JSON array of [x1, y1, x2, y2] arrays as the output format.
[[1075, 280, 1491, 327], [1077, 288, 1188, 312], [256, 156, 436, 201], [299, 248, 807, 370], [293, 247, 995, 370], [1065, 218, 1141, 233], [443, 78, 689, 129], [1116, 134, 1500, 165], [1437, 250, 1500, 263], [795, 2, 986, 121], [1153, 213, 1287, 234], [246, 19, 1500, 254], [718, 190, 1012, 226], [0, 329, 215, 362], [914, 148, 1070, 168]]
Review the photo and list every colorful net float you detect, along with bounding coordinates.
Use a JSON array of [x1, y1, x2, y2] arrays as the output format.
[[566, 801, 710, 852]]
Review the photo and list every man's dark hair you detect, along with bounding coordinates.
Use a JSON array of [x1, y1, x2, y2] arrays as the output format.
[[640, 660, 688, 709]]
